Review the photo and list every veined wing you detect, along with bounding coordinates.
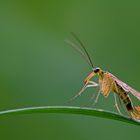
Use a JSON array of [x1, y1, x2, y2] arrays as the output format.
[[109, 72, 140, 100]]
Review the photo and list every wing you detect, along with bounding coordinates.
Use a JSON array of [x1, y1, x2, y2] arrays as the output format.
[[110, 73, 140, 100]]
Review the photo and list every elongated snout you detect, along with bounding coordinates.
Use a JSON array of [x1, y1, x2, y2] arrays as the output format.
[[84, 71, 96, 84]]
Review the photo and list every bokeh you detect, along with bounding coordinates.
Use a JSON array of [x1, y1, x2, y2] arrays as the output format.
[[0, 0, 140, 140]]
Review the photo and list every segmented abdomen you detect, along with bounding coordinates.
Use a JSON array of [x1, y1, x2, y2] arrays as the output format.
[[114, 82, 133, 111]]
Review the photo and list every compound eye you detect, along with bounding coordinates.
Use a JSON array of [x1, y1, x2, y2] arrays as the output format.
[[94, 68, 100, 73]]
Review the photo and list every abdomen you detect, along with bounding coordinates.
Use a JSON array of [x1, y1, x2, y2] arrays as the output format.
[[113, 82, 133, 111]]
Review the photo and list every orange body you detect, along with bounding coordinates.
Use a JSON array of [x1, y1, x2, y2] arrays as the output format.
[[85, 68, 140, 119], [67, 32, 140, 120]]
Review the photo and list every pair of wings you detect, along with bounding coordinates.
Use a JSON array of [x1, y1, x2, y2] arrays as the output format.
[[66, 32, 140, 100], [110, 73, 140, 100]]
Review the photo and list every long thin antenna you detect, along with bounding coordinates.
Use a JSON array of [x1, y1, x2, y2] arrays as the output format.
[[65, 39, 93, 68], [70, 32, 94, 68]]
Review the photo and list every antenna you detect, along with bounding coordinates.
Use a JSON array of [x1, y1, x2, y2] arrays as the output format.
[[65, 32, 94, 68]]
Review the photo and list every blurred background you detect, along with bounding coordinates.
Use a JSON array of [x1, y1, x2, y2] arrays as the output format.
[[0, 0, 140, 139]]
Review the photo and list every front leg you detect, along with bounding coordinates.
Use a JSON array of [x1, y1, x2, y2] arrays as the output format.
[[69, 80, 98, 102]]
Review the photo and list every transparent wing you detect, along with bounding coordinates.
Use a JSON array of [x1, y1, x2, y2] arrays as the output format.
[[110, 73, 140, 100], [128, 86, 140, 100]]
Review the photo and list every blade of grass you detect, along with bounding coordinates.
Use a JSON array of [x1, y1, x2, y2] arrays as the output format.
[[0, 106, 140, 126]]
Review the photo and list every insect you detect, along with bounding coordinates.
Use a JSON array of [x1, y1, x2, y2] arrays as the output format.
[[66, 32, 140, 120]]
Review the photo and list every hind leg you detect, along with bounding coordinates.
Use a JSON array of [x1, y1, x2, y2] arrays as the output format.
[[113, 93, 122, 115]]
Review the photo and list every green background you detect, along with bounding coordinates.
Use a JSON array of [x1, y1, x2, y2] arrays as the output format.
[[0, 0, 140, 139]]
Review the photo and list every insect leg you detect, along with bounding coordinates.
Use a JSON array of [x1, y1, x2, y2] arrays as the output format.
[[90, 85, 99, 100], [113, 82, 124, 115], [113, 93, 122, 115], [92, 89, 101, 106], [82, 82, 99, 107], [69, 81, 98, 102], [117, 94, 128, 115], [88, 81, 98, 86]]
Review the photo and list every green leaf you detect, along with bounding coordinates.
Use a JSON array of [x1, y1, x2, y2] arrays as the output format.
[[0, 106, 140, 126]]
